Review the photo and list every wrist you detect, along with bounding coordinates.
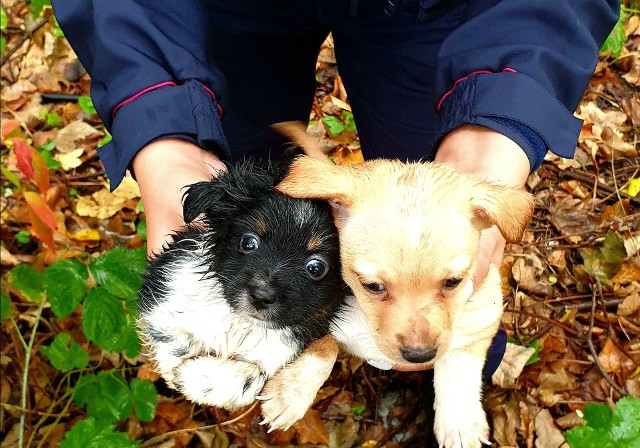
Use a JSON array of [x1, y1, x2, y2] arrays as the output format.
[[435, 125, 530, 188]]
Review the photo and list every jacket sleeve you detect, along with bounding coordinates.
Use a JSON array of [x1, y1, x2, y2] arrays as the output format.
[[51, 0, 230, 189], [434, 0, 619, 171]]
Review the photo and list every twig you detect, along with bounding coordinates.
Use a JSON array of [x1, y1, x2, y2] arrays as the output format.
[[503, 308, 579, 336], [0, 18, 49, 67], [586, 281, 627, 397], [18, 299, 46, 448], [561, 298, 624, 312], [138, 401, 258, 448], [557, 169, 640, 207]]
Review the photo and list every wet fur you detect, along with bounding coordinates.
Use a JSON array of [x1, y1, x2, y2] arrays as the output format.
[[137, 161, 347, 417]]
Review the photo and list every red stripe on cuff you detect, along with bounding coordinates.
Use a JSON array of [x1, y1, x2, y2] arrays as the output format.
[[437, 67, 518, 111], [111, 81, 222, 119]]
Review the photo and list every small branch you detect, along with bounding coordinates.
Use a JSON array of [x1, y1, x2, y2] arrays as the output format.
[[0, 19, 50, 67], [586, 282, 627, 398], [18, 299, 46, 448], [504, 308, 579, 336]]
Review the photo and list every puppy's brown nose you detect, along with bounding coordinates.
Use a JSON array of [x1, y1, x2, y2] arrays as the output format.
[[249, 286, 276, 309], [401, 347, 437, 363]]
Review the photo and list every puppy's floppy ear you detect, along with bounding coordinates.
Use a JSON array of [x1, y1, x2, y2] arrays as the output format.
[[183, 162, 276, 226], [276, 156, 354, 207], [470, 183, 535, 242]]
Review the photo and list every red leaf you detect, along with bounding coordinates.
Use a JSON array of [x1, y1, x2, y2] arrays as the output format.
[[30, 146, 50, 194], [23, 192, 57, 252], [11, 138, 50, 193], [1, 120, 21, 139], [12, 138, 35, 179]]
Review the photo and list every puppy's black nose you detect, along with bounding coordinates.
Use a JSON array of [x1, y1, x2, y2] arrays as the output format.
[[249, 286, 276, 309], [401, 347, 437, 363]]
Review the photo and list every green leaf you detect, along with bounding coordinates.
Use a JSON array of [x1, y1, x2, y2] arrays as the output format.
[[38, 140, 56, 152], [9, 264, 45, 302], [130, 379, 157, 422], [39, 149, 61, 170], [16, 230, 31, 244], [322, 115, 346, 137], [78, 95, 97, 115], [352, 404, 365, 416], [1, 291, 11, 320], [60, 417, 137, 448], [1, 7, 7, 29], [69, 187, 78, 197], [29, 0, 51, 19], [524, 339, 542, 366], [566, 397, 640, 448], [1, 165, 21, 188], [89, 247, 147, 300], [45, 112, 63, 128], [82, 287, 130, 353], [0, 36, 6, 55], [98, 133, 112, 148], [600, 11, 627, 58], [44, 259, 88, 318], [342, 110, 357, 132], [601, 231, 626, 264], [73, 372, 134, 423], [40, 333, 89, 372]]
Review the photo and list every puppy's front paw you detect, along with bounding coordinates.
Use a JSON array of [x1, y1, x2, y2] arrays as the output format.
[[434, 403, 490, 448], [258, 365, 318, 432], [174, 357, 266, 410]]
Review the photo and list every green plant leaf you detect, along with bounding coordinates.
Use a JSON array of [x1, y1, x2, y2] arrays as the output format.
[[98, 133, 112, 148], [29, 0, 51, 19], [9, 264, 45, 302], [60, 417, 137, 448], [40, 333, 89, 372], [130, 378, 157, 422], [45, 112, 63, 128], [524, 339, 542, 366], [16, 230, 31, 244], [600, 11, 627, 58], [0, 36, 6, 55], [39, 149, 61, 170], [1, 165, 20, 188], [78, 95, 97, 115], [73, 372, 134, 423], [342, 110, 357, 132], [82, 287, 129, 353], [1, 7, 7, 30], [136, 219, 147, 240], [89, 247, 147, 300], [1, 291, 11, 320], [322, 115, 346, 137], [566, 397, 640, 448], [44, 259, 88, 318]]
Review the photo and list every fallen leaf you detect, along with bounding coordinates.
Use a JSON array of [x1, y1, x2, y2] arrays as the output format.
[[618, 291, 640, 317], [492, 343, 536, 388], [68, 228, 101, 241], [54, 148, 84, 170], [293, 408, 328, 445], [55, 120, 102, 153], [75, 177, 140, 219], [534, 409, 568, 448]]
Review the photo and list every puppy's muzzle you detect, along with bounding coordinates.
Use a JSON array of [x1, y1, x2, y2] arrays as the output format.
[[401, 346, 437, 364], [249, 282, 277, 310]]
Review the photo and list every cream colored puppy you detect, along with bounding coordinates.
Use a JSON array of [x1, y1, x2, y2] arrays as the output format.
[[264, 156, 534, 448]]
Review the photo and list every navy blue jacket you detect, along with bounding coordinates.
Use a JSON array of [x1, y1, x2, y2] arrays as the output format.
[[51, 0, 618, 188]]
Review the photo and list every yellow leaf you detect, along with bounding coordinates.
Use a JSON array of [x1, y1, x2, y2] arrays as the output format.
[[75, 177, 141, 219], [624, 178, 640, 197], [54, 148, 84, 170], [330, 95, 352, 112], [69, 228, 101, 241]]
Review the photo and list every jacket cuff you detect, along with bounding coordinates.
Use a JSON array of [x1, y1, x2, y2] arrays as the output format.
[[436, 72, 582, 172], [97, 79, 230, 190]]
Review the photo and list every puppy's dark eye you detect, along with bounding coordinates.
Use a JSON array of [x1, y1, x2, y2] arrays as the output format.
[[239, 233, 260, 254], [363, 283, 385, 294], [305, 257, 328, 280], [443, 277, 463, 289]]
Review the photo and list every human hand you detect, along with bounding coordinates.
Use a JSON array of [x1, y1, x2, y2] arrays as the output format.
[[132, 138, 226, 256], [435, 125, 530, 286]]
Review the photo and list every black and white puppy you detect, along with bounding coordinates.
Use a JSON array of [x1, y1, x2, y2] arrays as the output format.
[[137, 161, 347, 411]]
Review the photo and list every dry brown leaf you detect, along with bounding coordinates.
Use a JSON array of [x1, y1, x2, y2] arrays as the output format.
[[491, 403, 519, 447], [534, 409, 568, 448], [54, 148, 84, 170], [55, 120, 103, 153], [492, 343, 536, 388], [618, 291, 640, 317], [292, 408, 329, 445], [611, 259, 640, 284], [75, 177, 140, 219], [1, 79, 37, 102]]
